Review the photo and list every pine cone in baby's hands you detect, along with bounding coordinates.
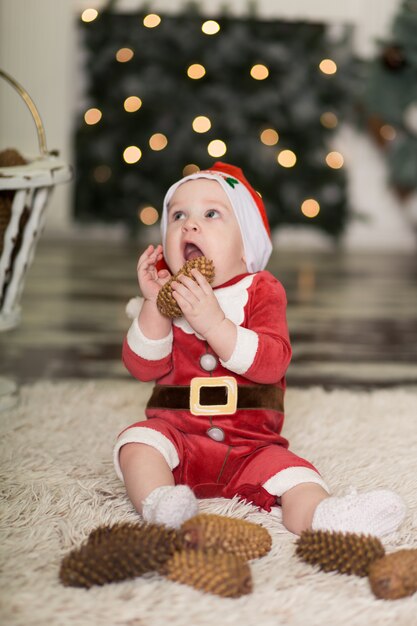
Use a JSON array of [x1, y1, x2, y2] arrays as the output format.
[[157, 257, 215, 318]]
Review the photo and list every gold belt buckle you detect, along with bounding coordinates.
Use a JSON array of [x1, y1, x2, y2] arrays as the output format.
[[190, 376, 238, 416]]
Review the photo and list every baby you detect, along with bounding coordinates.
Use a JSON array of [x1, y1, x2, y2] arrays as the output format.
[[114, 162, 406, 536]]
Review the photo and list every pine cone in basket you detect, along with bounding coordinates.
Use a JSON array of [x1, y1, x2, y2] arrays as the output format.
[[0, 148, 28, 256], [157, 256, 215, 318], [368, 548, 417, 600], [163, 549, 252, 598], [295, 529, 385, 577], [59, 522, 182, 588], [0, 194, 12, 254], [181, 514, 272, 560], [0, 148, 27, 167]]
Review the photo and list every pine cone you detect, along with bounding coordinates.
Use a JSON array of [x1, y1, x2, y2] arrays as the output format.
[[0, 147, 27, 254], [0, 193, 12, 255], [368, 548, 417, 600], [295, 529, 385, 577], [157, 257, 215, 318], [0, 148, 27, 166], [181, 514, 272, 560], [59, 522, 182, 588], [163, 549, 252, 598]]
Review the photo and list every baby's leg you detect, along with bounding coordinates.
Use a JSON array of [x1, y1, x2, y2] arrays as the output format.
[[281, 482, 406, 537], [119, 442, 198, 528], [281, 483, 329, 535], [254, 445, 406, 537], [119, 442, 175, 512]]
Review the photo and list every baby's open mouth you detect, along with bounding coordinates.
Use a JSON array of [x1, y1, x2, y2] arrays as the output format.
[[183, 243, 204, 261]]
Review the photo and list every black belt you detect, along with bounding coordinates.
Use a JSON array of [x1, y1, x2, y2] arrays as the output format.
[[146, 383, 284, 413]]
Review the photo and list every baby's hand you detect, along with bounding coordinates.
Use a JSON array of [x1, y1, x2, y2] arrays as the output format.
[[171, 269, 225, 337], [137, 244, 171, 302]]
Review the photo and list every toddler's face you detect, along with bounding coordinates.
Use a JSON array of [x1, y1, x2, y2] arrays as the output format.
[[164, 179, 247, 286]]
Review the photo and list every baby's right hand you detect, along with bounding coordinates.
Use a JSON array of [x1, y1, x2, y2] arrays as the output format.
[[137, 244, 171, 302]]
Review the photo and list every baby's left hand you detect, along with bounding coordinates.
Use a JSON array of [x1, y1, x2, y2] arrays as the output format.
[[171, 269, 225, 337]]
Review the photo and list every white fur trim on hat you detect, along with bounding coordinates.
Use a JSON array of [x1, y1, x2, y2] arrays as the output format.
[[161, 171, 272, 273]]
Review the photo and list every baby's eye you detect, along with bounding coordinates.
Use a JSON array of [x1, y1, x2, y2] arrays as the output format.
[[205, 209, 220, 219], [172, 211, 185, 221]]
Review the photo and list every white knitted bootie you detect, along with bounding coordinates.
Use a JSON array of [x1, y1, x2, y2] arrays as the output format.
[[142, 485, 199, 529], [312, 488, 406, 537]]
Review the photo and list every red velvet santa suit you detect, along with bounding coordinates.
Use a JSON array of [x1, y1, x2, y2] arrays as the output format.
[[114, 270, 328, 512]]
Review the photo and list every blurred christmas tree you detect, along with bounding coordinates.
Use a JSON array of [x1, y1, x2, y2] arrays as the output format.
[[75, 4, 356, 237], [363, 0, 417, 197]]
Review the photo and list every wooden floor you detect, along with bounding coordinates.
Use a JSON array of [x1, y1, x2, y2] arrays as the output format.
[[1, 238, 417, 388]]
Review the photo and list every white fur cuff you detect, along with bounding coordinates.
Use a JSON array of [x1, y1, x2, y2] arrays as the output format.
[[262, 466, 330, 497], [126, 318, 173, 361], [220, 325, 259, 375], [113, 426, 180, 481]]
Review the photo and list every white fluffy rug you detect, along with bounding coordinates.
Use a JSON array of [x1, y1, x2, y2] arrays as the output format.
[[1, 381, 417, 626]]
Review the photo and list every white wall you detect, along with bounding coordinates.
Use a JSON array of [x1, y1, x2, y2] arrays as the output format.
[[1, 0, 414, 249], [81, 0, 398, 57]]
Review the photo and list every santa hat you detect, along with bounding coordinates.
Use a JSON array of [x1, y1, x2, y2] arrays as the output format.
[[160, 162, 272, 273]]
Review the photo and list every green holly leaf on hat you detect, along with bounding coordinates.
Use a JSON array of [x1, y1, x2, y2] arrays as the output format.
[[225, 177, 239, 188]]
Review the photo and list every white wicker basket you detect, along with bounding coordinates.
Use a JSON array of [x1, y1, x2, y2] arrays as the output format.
[[0, 69, 72, 330]]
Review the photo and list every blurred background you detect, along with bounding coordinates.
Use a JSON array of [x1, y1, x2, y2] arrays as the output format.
[[0, 0, 416, 389], [1, 0, 417, 248]]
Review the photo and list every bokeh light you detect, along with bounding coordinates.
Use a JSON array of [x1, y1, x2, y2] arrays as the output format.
[[325, 151, 344, 169], [81, 9, 98, 23], [123, 146, 142, 163], [192, 116, 211, 133], [116, 48, 134, 63], [320, 111, 338, 128], [319, 59, 337, 75], [202, 20, 220, 35], [149, 133, 168, 151], [277, 149, 297, 168], [250, 64, 269, 80], [93, 165, 111, 183], [143, 14, 161, 28], [380, 124, 396, 141], [260, 128, 279, 146], [183, 164, 200, 176], [301, 199, 320, 218], [208, 140, 227, 157], [187, 64, 206, 79], [84, 108, 102, 125], [124, 96, 142, 112], [139, 206, 159, 225]]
